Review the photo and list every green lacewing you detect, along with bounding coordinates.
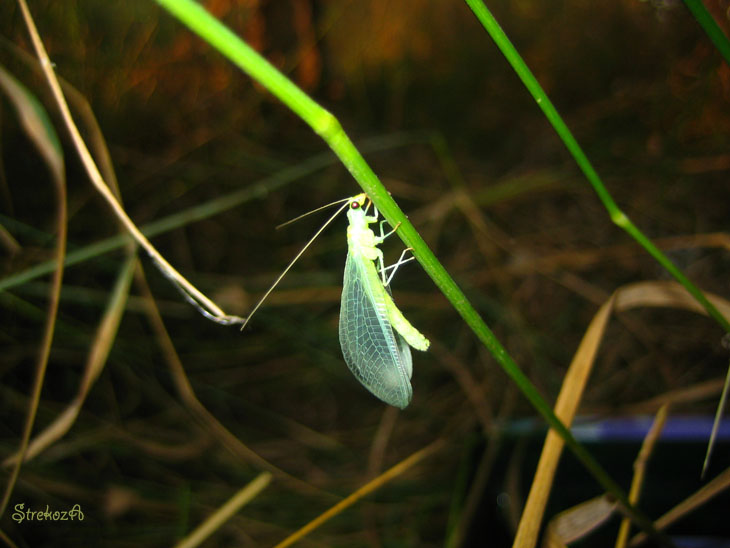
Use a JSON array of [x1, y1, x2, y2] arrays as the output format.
[[339, 194, 429, 408], [243, 193, 429, 408]]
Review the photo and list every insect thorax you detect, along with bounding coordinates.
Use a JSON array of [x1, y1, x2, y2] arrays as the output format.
[[347, 223, 381, 261]]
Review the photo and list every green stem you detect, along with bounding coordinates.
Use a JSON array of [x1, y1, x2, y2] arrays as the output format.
[[462, 0, 730, 335], [684, 0, 730, 66], [154, 0, 670, 541]]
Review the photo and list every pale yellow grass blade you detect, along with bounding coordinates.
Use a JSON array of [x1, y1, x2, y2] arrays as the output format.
[[0, 61, 66, 517], [274, 440, 444, 548], [17, 0, 242, 326], [615, 405, 669, 548], [174, 472, 272, 548], [629, 466, 730, 547], [2, 256, 135, 466], [514, 281, 730, 548], [542, 495, 617, 548]]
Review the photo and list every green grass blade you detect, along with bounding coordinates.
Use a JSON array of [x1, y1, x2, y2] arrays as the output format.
[[462, 0, 730, 336], [152, 0, 672, 542], [684, 0, 730, 65]]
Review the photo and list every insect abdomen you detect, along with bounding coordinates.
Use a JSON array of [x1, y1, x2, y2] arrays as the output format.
[[383, 292, 430, 351]]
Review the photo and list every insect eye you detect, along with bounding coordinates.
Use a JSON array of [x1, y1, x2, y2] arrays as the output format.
[[351, 202, 360, 210]]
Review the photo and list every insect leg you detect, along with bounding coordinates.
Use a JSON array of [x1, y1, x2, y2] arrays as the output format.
[[383, 248, 414, 286], [376, 220, 401, 245], [366, 198, 399, 241], [364, 199, 379, 224], [374, 248, 388, 285], [364, 210, 379, 225]]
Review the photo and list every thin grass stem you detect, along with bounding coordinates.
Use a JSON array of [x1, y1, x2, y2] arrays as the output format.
[[461, 0, 730, 335]]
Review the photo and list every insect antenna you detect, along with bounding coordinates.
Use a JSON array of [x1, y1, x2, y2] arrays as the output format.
[[276, 196, 352, 229], [241, 198, 352, 331]]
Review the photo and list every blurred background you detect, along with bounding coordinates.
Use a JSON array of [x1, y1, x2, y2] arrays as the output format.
[[1, 1, 730, 546]]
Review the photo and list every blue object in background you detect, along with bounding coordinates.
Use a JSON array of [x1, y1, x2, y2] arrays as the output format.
[[571, 415, 730, 442], [504, 415, 730, 442]]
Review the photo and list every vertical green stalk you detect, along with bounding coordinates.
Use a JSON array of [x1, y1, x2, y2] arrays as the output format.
[[462, 0, 730, 334]]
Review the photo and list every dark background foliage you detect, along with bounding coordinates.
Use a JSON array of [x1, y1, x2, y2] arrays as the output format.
[[1, 1, 729, 546]]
